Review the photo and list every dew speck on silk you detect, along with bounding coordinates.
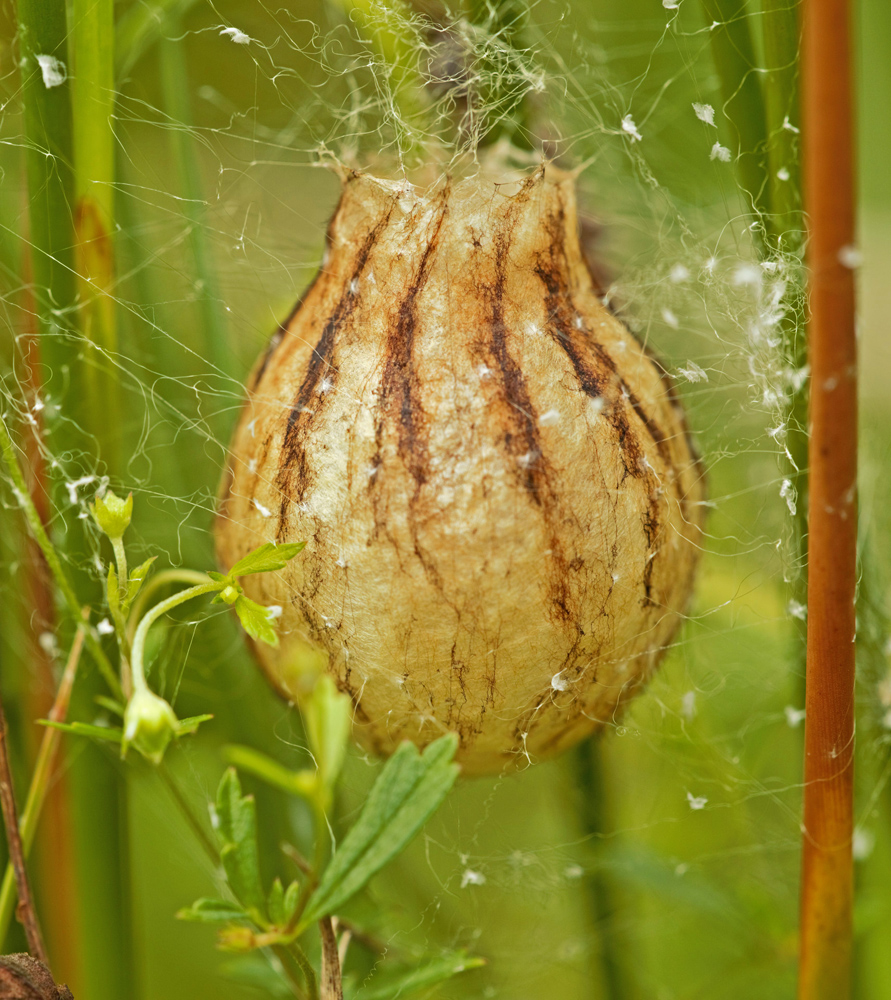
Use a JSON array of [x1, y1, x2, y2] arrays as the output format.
[[216, 162, 706, 775]]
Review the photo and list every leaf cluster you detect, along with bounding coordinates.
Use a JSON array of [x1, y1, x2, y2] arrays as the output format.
[[179, 718, 474, 1000]]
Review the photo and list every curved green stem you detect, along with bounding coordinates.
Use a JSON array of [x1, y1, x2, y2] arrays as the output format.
[[129, 580, 221, 691], [126, 569, 214, 646]]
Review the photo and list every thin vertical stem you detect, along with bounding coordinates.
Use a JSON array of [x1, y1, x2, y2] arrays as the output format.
[[700, 0, 770, 223], [157, 24, 232, 377], [0, 623, 84, 944], [797, 0, 857, 996], [572, 740, 631, 1000], [761, 0, 803, 249], [16, 0, 77, 380], [0, 693, 48, 964], [70, 0, 121, 468], [16, 2, 134, 993]]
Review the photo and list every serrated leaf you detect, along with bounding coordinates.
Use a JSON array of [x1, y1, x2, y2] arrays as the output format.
[[39, 720, 124, 744], [224, 745, 317, 802], [215, 769, 266, 916], [228, 541, 306, 578], [267, 878, 285, 926], [177, 898, 249, 923], [303, 674, 352, 794], [234, 595, 279, 647], [352, 950, 485, 1000], [302, 734, 459, 923], [127, 556, 156, 605]]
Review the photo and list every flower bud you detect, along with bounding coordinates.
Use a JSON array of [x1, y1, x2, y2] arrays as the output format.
[[123, 687, 178, 764], [91, 489, 133, 539]]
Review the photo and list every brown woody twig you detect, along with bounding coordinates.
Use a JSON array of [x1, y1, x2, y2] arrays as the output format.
[[0, 693, 47, 965], [798, 0, 858, 997]]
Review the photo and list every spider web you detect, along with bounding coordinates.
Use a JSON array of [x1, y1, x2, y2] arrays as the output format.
[[0, 1, 887, 998]]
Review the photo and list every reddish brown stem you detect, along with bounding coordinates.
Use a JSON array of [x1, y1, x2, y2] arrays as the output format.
[[798, 0, 857, 997], [0, 694, 48, 965]]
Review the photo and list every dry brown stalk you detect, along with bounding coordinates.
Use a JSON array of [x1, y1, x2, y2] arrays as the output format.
[[798, 0, 858, 996], [319, 917, 344, 1000], [0, 695, 47, 965]]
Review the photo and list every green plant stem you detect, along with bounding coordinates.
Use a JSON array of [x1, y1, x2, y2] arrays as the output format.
[[111, 536, 129, 603], [70, 0, 121, 469], [126, 569, 212, 642], [272, 944, 311, 1000], [115, 0, 199, 76], [286, 940, 320, 1000], [761, 0, 802, 249], [333, 0, 428, 165], [0, 414, 121, 698], [0, 622, 84, 945], [16, 0, 77, 380], [17, 4, 132, 995], [700, 0, 770, 226], [572, 739, 631, 1000], [156, 765, 219, 865], [130, 580, 220, 690], [464, 0, 534, 149], [158, 25, 231, 376]]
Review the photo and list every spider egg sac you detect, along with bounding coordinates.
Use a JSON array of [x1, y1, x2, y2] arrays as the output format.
[[216, 164, 706, 774]]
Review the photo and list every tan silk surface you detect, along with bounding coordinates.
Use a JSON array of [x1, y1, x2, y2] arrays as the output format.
[[216, 164, 706, 774]]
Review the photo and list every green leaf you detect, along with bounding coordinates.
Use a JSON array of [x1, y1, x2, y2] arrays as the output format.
[[302, 734, 459, 923], [352, 950, 485, 1000], [283, 880, 301, 924], [215, 768, 266, 916], [224, 745, 317, 802], [177, 898, 249, 923], [267, 878, 285, 926], [176, 713, 214, 736], [218, 956, 293, 999], [228, 541, 305, 578], [94, 695, 125, 717], [127, 556, 156, 605], [303, 674, 352, 794], [206, 570, 228, 582], [39, 719, 123, 744], [107, 563, 121, 619], [234, 595, 280, 646]]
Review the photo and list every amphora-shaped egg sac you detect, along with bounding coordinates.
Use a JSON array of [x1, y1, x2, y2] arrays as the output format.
[[216, 164, 706, 774]]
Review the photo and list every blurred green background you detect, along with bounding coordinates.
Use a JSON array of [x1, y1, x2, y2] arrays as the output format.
[[0, 0, 889, 997]]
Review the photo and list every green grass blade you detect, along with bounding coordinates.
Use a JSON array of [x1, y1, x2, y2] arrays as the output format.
[[17, 0, 77, 384], [761, 0, 802, 250], [158, 23, 232, 377], [700, 0, 770, 223], [70, 0, 121, 469], [115, 0, 199, 77]]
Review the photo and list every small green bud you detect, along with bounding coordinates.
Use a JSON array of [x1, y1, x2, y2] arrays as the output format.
[[123, 687, 178, 765], [219, 584, 241, 605], [91, 489, 133, 539]]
